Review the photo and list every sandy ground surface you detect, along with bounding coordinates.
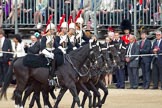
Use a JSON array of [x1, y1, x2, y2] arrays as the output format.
[[0, 87, 162, 108]]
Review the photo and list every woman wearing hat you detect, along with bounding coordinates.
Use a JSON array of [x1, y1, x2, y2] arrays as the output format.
[[25, 32, 41, 54]]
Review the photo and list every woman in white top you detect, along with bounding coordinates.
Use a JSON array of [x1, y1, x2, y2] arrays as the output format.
[[12, 34, 26, 58]]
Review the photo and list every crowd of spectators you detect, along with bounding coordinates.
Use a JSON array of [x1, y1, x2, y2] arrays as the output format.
[[0, 0, 161, 28]]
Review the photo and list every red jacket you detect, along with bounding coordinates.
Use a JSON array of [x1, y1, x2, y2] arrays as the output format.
[[121, 35, 130, 45]]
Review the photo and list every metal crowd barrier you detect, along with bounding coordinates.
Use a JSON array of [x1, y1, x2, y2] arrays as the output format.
[[0, 0, 161, 34]]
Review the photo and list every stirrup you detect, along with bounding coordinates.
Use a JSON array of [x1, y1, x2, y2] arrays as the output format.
[[48, 79, 55, 86]]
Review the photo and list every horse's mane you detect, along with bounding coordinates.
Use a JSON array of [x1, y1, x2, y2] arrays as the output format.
[[69, 44, 89, 57]]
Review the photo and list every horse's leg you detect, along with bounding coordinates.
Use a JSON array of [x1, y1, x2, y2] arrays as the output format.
[[68, 83, 81, 108], [49, 86, 56, 100], [22, 86, 34, 107], [79, 83, 92, 108], [81, 93, 88, 108], [54, 87, 68, 108], [29, 93, 36, 108], [92, 92, 97, 108], [42, 90, 52, 108], [96, 80, 108, 104], [88, 81, 102, 108], [13, 89, 19, 108], [29, 92, 42, 108], [71, 86, 80, 108], [16, 90, 23, 108]]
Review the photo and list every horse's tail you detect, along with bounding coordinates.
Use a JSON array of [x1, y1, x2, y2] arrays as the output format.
[[0, 61, 14, 100]]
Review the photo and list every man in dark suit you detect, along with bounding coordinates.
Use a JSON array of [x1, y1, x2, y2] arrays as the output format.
[[126, 35, 140, 89], [0, 28, 12, 87], [152, 31, 162, 90], [139, 31, 152, 89]]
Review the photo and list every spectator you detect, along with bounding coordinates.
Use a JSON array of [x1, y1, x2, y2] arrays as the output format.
[[98, 0, 114, 24], [151, 31, 162, 90], [22, 0, 35, 24], [115, 0, 132, 20], [142, 0, 160, 24], [3, 0, 12, 18], [24, 32, 41, 54], [1, 0, 12, 27], [34, 0, 47, 26], [6, 0, 23, 26], [73, 0, 91, 23], [0, 0, 3, 27], [131, 0, 143, 23], [47, 0, 55, 18], [84, 0, 101, 27], [12, 34, 26, 58], [126, 35, 139, 89], [0, 28, 12, 87], [139, 30, 151, 89], [104, 36, 114, 87]]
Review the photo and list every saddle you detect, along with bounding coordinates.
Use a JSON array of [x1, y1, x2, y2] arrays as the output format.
[[23, 54, 49, 68]]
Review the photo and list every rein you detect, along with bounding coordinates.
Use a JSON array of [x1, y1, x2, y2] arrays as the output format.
[[65, 54, 89, 77]]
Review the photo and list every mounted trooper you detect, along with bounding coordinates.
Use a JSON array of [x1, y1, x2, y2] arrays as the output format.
[[54, 21, 68, 54], [66, 22, 80, 53], [75, 16, 90, 46], [40, 23, 56, 85], [41, 23, 55, 59]]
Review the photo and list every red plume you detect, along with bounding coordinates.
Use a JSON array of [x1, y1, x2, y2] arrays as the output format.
[[108, 27, 114, 32], [44, 14, 53, 34], [68, 15, 73, 26], [57, 14, 66, 32], [139, 0, 143, 5], [75, 10, 82, 22]]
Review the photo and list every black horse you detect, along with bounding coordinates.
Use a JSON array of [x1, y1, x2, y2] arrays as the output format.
[[21, 79, 56, 108], [53, 42, 101, 108], [0, 42, 100, 108], [70, 44, 103, 108]]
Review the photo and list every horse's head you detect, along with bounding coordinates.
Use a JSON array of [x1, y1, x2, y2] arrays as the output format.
[[114, 42, 127, 69], [88, 40, 104, 69], [99, 43, 113, 73]]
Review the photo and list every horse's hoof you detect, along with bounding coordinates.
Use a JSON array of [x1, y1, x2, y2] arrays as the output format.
[[14, 105, 19, 108], [20, 106, 24, 108], [44, 105, 49, 108], [101, 100, 105, 104]]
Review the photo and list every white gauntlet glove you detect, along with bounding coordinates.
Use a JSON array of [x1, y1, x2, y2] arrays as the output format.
[[42, 49, 54, 59], [58, 46, 66, 54], [73, 47, 77, 50]]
